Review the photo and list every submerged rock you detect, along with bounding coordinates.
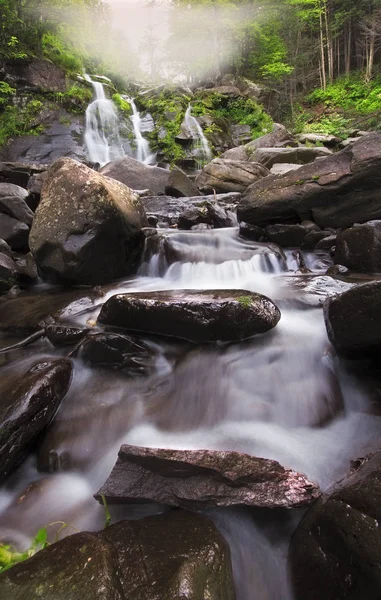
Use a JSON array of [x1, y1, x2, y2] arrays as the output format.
[[195, 158, 269, 194], [98, 289, 281, 343], [335, 220, 381, 272], [290, 451, 381, 600], [238, 133, 381, 229], [0, 511, 235, 600], [95, 444, 319, 509], [324, 281, 381, 358], [29, 158, 147, 285], [0, 358, 72, 483]]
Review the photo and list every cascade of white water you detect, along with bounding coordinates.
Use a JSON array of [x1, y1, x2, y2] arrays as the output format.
[[84, 74, 125, 166], [184, 104, 213, 166], [126, 97, 155, 164]]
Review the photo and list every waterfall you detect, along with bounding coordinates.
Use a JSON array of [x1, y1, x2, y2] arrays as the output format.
[[126, 97, 155, 164], [184, 104, 213, 166], [84, 74, 125, 166]]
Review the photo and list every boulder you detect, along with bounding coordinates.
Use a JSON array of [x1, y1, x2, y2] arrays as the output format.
[[0, 214, 29, 251], [221, 123, 291, 161], [76, 332, 155, 375], [239, 222, 266, 242], [238, 133, 381, 229], [323, 281, 381, 357], [289, 451, 381, 600], [45, 324, 90, 347], [0, 196, 34, 226], [0, 511, 235, 600], [270, 163, 302, 175], [0, 358, 72, 483], [0, 252, 18, 293], [0, 161, 48, 188], [301, 230, 333, 251], [29, 158, 147, 285], [96, 445, 319, 509], [195, 159, 269, 194], [100, 156, 170, 194], [98, 289, 281, 343], [0, 182, 29, 201], [335, 220, 381, 272], [178, 201, 235, 230], [0, 58, 66, 92], [0, 250, 37, 294], [316, 234, 337, 251], [296, 133, 342, 147], [165, 165, 201, 197], [264, 224, 309, 247], [252, 147, 332, 169]]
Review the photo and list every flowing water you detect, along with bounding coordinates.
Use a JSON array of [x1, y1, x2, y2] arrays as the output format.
[[126, 96, 155, 164], [0, 228, 380, 599], [184, 104, 213, 167], [84, 74, 125, 166]]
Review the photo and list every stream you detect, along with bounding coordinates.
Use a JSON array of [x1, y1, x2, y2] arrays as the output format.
[[1, 227, 381, 598]]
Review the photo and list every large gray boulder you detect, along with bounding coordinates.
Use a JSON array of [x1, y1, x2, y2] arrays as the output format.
[[195, 158, 269, 193], [96, 445, 320, 509], [98, 289, 281, 343], [238, 133, 381, 229], [100, 155, 170, 194], [0, 358, 72, 484], [323, 281, 381, 357], [290, 451, 381, 600], [252, 146, 332, 169], [0, 511, 235, 600], [221, 123, 291, 161], [29, 158, 147, 285], [335, 220, 381, 272]]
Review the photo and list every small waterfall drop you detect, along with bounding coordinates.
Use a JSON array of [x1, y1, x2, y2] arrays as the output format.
[[184, 104, 213, 167], [127, 97, 155, 164], [84, 74, 125, 166]]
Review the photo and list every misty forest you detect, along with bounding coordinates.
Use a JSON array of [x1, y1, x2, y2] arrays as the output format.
[[1, 0, 381, 598]]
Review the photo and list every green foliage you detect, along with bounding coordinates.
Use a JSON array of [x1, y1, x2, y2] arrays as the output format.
[[0, 99, 45, 146], [112, 94, 132, 115], [6, 36, 27, 59], [0, 528, 48, 574], [42, 32, 83, 73], [237, 295, 253, 308], [0, 81, 15, 107]]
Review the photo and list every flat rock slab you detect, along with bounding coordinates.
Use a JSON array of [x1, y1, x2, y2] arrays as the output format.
[[98, 289, 281, 343], [95, 445, 320, 509], [0, 511, 235, 600]]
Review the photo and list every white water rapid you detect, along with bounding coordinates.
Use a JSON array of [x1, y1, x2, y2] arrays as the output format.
[[84, 74, 125, 166], [127, 96, 155, 164], [184, 104, 213, 166], [1, 227, 380, 599]]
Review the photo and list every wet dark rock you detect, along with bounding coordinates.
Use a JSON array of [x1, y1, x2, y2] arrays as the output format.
[[0, 252, 18, 293], [0, 182, 28, 201], [192, 222, 213, 231], [0, 510, 235, 600], [222, 123, 291, 161], [100, 156, 170, 195], [29, 158, 147, 285], [195, 158, 269, 194], [325, 264, 348, 276], [0, 195, 34, 226], [239, 222, 266, 242], [165, 165, 201, 197], [0, 239, 12, 257], [0, 250, 36, 294], [264, 224, 308, 247], [98, 289, 281, 343], [178, 201, 235, 230], [0, 358, 72, 483], [96, 444, 319, 509], [45, 324, 90, 347], [141, 193, 240, 227], [324, 281, 381, 357], [0, 161, 48, 188], [0, 58, 66, 93], [301, 231, 332, 251], [315, 234, 337, 251], [27, 171, 48, 210], [252, 146, 332, 169], [238, 133, 381, 229], [77, 332, 154, 375], [0, 214, 29, 251], [290, 451, 381, 600], [335, 220, 381, 272]]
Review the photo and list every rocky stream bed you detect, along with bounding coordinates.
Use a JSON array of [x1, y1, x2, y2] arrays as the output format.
[[0, 120, 381, 599]]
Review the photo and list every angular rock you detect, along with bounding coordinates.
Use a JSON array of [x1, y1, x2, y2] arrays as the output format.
[[100, 156, 170, 195], [0, 182, 29, 201], [45, 324, 90, 347], [316, 234, 337, 251], [195, 158, 269, 194], [165, 165, 201, 197], [252, 146, 332, 169], [222, 123, 291, 161], [301, 230, 333, 251], [296, 133, 342, 146], [0, 358, 72, 483], [290, 451, 381, 600], [264, 224, 309, 247], [0, 511, 235, 600], [0, 161, 48, 188], [323, 281, 381, 357], [270, 163, 302, 175], [0, 252, 18, 293], [239, 222, 266, 242], [29, 158, 147, 285], [0, 214, 29, 251], [95, 445, 319, 509], [98, 289, 281, 343], [238, 133, 381, 229], [0, 195, 34, 226], [335, 220, 381, 272], [178, 201, 235, 230], [1, 58, 67, 92], [77, 332, 154, 375]]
